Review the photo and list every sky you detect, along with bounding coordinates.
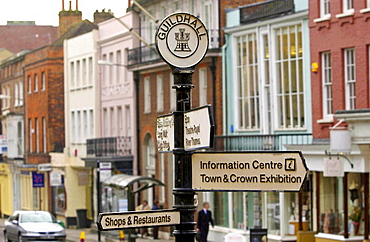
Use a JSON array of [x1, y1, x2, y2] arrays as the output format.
[[0, 0, 128, 26]]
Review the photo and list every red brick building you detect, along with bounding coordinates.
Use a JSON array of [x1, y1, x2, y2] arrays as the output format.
[[309, 0, 370, 239]]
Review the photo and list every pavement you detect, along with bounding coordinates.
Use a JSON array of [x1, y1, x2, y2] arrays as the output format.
[[0, 218, 175, 241]]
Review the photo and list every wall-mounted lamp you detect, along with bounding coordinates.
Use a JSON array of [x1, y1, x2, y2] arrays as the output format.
[[311, 62, 318, 73]]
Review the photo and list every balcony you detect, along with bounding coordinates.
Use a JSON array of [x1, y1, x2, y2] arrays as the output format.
[[127, 29, 220, 67], [86, 136, 132, 157], [240, 0, 294, 24], [213, 133, 312, 151]]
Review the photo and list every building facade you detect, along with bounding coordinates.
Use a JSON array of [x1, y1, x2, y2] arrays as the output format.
[[221, 1, 312, 241], [306, 0, 370, 240]]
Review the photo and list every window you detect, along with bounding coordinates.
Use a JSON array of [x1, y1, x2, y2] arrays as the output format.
[[34, 74, 38, 92], [82, 59, 87, 86], [76, 60, 80, 87], [203, 0, 212, 29], [88, 57, 93, 85], [19, 81, 23, 106], [320, 0, 330, 18], [110, 107, 115, 136], [29, 119, 32, 152], [109, 52, 114, 85], [35, 118, 39, 152], [144, 77, 151, 113], [70, 62, 75, 88], [117, 106, 123, 136], [41, 72, 45, 90], [42, 117, 46, 152], [28, 75, 32, 93], [322, 52, 333, 118], [71, 111, 75, 142], [199, 67, 207, 106], [83, 110, 87, 140], [116, 50, 122, 84], [77, 111, 81, 142], [89, 109, 94, 138], [343, 0, 354, 13], [15, 82, 19, 107], [125, 105, 131, 136], [236, 33, 260, 130], [103, 108, 108, 136], [188, 0, 195, 14], [275, 24, 305, 129], [344, 48, 355, 110], [157, 74, 164, 112], [170, 74, 176, 111]]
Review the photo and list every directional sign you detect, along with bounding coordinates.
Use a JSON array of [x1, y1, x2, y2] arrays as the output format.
[[157, 114, 174, 152], [184, 105, 214, 151], [155, 12, 209, 68], [97, 209, 180, 231], [192, 152, 308, 192]]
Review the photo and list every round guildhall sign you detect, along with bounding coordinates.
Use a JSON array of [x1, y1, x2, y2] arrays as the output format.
[[155, 13, 209, 68]]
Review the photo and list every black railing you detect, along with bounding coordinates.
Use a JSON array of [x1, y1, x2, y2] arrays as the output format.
[[240, 0, 294, 24], [86, 136, 132, 157], [213, 133, 312, 151]]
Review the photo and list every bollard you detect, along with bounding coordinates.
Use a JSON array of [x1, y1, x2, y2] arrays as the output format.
[[79, 231, 86, 242], [119, 230, 125, 241]]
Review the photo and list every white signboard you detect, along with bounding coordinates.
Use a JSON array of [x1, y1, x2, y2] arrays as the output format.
[[157, 114, 174, 152], [50, 171, 62, 186], [38, 163, 52, 172], [192, 152, 308, 192], [184, 105, 214, 151], [97, 209, 180, 231], [155, 12, 209, 68], [100, 162, 112, 182]]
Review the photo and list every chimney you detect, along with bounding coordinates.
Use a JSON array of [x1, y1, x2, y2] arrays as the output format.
[[94, 9, 114, 24], [58, 0, 82, 37]]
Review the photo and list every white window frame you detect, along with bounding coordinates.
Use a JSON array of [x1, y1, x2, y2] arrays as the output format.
[[82, 58, 87, 86], [110, 107, 115, 136], [28, 75, 32, 93], [89, 109, 94, 138], [14, 82, 19, 107], [88, 57, 93, 85], [320, 0, 331, 18], [344, 48, 356, 110], [343, 0, 354, 13], [199, 67, 208, 106], [29, 119, 32, 152], [70, 62, 75, 88], [35, 118, 39, 153], [274, 23, 305, 130], [19, 81, 23, 106], [322, 52, 333, 119], [117, 106, 123, 137], [83, 110, 87, 140], [144, 77, 151, 113], [157, 74, 164, 112], [77, 110, 81, 142], [42, 117, 46, 152], [34, 74, 38, 92], [71, 111, 75, 142], [41, 72, 45, 91], [235, 32, 260, 131], [76, 60, 80, 87], [125, 105, 132, 136], [116, 50, 122, 84]]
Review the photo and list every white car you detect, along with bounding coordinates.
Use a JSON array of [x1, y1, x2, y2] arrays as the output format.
[[3, 210, 66, 241]]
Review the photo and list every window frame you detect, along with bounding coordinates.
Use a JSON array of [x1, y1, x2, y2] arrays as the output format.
[[322, 52, 333, 119], [344, 48, 356, 110]]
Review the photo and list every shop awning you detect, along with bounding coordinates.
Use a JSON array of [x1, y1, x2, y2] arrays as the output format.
[[102, 174, 165, 194]]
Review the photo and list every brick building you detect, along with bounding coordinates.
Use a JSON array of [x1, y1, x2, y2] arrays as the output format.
[[306, 0, 370, 240]]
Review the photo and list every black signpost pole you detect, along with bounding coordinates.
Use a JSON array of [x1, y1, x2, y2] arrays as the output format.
[[172, 67, 196, 242]]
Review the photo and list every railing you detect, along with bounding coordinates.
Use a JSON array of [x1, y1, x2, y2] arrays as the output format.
[[213, 134, 312, 152], [127, 29, 219, 67], [240, 0, 294, 24], [86, 136, 132, 157]]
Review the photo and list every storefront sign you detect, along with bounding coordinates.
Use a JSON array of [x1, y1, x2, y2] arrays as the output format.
[[32, 172, 45, 188], [155, 12, 209, 68], [97, 209, 180, 231], [192, 152, 308, 191]]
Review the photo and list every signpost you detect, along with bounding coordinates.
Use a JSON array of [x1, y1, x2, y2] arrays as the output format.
[[192, 152, 308, 191], [97, 209, 180, 231]]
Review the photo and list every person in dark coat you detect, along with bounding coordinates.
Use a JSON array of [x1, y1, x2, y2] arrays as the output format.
[[152, 200, 160, 239], [196, 202, 214, 242]]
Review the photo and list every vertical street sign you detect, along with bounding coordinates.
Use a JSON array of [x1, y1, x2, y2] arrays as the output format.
[[155, 12, 209, 242], [157, 114, 174, 152]]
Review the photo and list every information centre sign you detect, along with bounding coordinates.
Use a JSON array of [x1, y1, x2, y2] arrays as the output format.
[[192, 152, 308, 192]]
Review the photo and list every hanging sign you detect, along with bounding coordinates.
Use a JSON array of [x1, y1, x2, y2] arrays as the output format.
[[155, 12, 209, 68]]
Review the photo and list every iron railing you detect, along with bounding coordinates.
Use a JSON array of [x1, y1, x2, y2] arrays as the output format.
[[213, 133, 312, 152], [240, 0, 294, 24], [127, 29, 219, 67], [86, 136, 132, 157]]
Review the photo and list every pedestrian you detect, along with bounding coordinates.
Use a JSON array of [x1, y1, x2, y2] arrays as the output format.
[[152, 200, 160, 239], [136, 200, 151, 237], [196, 201, 214, 242]]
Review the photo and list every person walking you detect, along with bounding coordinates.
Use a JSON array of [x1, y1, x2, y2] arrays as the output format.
[[152, 200, 160, 239], [196, 201, 214, 242], [136, 200, 151, 237]]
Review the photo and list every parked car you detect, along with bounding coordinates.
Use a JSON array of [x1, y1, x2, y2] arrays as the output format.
[[3, 210, 66, 241]]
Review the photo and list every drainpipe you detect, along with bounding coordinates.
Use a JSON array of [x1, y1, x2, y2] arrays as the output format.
[[222, 34, 230, 136]]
